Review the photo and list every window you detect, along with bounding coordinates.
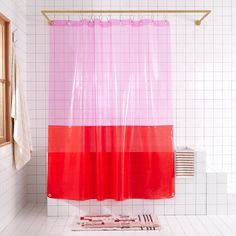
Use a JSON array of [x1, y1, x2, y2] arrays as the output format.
[[0, 14, 10, 145]]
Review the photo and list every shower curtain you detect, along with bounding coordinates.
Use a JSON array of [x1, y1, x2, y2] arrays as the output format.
[[48, 19, 174, 201]]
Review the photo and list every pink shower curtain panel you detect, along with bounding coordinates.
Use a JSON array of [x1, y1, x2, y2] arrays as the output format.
[[48, 19, 174, 201]]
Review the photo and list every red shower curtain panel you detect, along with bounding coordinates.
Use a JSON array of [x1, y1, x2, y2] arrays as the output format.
[[48, 19, 174, 201]]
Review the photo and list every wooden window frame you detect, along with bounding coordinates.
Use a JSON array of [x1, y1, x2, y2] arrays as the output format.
[[0, 13, 11, 146]]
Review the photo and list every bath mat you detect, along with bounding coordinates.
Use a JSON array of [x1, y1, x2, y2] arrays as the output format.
[[71, 214, 160, 231]]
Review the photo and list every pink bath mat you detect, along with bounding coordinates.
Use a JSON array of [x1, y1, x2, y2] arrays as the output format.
[[71, 214, 161, 231]]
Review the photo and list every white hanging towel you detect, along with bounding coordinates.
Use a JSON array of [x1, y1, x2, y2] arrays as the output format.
[[11, 47, 32, 170]]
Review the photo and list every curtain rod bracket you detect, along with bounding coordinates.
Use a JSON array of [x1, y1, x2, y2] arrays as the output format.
[[195, 20, 201, 26]]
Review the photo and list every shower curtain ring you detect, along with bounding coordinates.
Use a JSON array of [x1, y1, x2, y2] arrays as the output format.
[[151, 14, 154, 22], [51, 15, 55, 25], [67, 15, 71, 24], [130, 15, 134, 22], [139, 15, 143, 24], [106, 15, 111, 23], [163, 14, 167, 22]]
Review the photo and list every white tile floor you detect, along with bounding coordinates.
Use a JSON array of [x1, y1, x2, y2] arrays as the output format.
[[1, 204, 236, 236]]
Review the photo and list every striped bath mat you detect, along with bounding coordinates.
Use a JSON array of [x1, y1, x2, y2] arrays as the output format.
[[72, 214, 160, 231]]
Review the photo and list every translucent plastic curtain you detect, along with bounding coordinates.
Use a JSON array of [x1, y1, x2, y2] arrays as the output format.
[[48, 19, 174, 201]]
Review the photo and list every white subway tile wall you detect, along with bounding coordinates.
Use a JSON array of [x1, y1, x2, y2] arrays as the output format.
[[0, 146, 27, 231], [26, 0, 236, 213], [0, 0, 27, 231]]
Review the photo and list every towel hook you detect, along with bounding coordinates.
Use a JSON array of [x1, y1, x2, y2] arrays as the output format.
[[12, 28, 18, 44]]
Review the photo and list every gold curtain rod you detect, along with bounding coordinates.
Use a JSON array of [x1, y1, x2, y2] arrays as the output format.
[[41, 9, 211, 26]]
